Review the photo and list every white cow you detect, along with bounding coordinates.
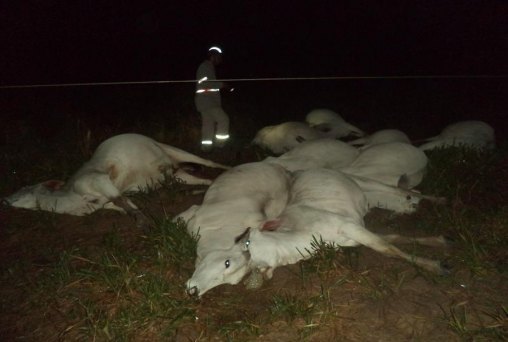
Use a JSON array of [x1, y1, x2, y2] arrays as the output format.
[[346, 174, 446, 214], [176, 162, 291, 296], [305, 108, 365, 139], [340, 142, 428, 189], [348, 129, 411, 150], [5, 134, 229, 223], [186, 169, 449, 297], [265, 139, 441, 214], [419, 120, 495, 151], [251, 121, 327, 154], [263, 138, 359, 172]]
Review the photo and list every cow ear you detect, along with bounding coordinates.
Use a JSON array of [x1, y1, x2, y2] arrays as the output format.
[[397, 174, 409, 189], [295, 135, 306, 143], [261, 219, 281, 231], [234, 227, 251, 248], [43, 180, 65, 191], [82, 194, 100, 204], [313, 123, 332, 133]]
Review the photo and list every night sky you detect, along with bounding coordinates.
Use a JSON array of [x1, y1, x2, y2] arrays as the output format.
[[2, 1, 507, 86]]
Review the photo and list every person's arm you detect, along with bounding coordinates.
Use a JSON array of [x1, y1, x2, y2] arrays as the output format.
[[196, 62, 224, 90]]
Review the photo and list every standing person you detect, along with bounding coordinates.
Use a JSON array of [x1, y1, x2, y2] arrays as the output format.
[[195, 46, 230, 152]]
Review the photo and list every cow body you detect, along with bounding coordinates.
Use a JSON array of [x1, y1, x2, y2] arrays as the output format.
[[242, 169, 448, 279], [252, 122, 327, 154], [340, 142, 428, 189], [305, 108, 365, 138], [345, 174, 445, 214], [419, 120, 495, 151], [265, 139, 440, 214], [263, 138, 359, 172], [186, 168, 448, 297], [5, 134, 229, 217], [179, 162, 291, 258], [348, 129, 411, 150]]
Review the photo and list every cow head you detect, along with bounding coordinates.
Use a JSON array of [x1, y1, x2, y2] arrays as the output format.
[[186, 228, 252, 297], [365, 190, 421, 214], [306, 109, 365, 139], [5, 180, 105, 216]]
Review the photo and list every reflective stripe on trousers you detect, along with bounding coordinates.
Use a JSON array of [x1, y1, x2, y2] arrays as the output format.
[[200, 107, 229, 143]]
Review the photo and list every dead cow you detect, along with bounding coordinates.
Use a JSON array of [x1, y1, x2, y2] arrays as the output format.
[[238, 169, 450, 280], [185, 168, 449, 297], [263, 138, 360, 172], [348, 129, 411, 150], [179, 162, 291, 297], [264, 138, 442, 214], [5, 133, 229, 226], [419, 120, 495, 151], [339, 142, 428, 189], [176, 162, 291, 259], [305, 108, 365, 139], [252, 121, 327, 154]]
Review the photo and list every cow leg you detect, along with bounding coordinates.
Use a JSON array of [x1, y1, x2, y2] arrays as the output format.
[[173, 169, 212, 185], [111, 196, 150, 230], [380, 234, 450, 248], [339, 223, 448, 274], [174, 204, 200, 224], [74, 173, 150, 229]]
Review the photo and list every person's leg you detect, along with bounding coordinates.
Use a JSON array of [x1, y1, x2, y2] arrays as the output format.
[[212, 107, 230, 147], [200, 110, 215, 151]]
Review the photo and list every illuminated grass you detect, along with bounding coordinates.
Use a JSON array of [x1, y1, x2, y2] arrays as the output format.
[[1, 112, 507, 341]]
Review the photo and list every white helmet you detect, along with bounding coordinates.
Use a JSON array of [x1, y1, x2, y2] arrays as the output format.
[[208, 46, 223, 54]]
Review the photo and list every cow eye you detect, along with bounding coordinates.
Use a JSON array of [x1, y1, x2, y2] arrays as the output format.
[[225, 259, 230, 268], [406, 195, 411, 200]]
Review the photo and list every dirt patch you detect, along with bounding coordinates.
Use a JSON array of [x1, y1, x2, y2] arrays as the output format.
[[1, 183, 508, 341]]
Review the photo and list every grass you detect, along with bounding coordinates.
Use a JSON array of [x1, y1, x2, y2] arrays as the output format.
[[420, 145, 507, 212], [146, 217, 199, 272], [440, 304, 508, 340], [1, 94, 507, 340], [11, 219, 200, 341], [217, 318, 261, 339], [270, 292, 315, 323], [298, 236, 347, 281]]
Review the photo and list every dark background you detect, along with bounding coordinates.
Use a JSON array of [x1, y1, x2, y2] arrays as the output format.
[[0, 1, 507, 143], [2, 1, 507, 84]]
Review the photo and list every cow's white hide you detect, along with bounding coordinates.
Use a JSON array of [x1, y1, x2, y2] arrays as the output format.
[[186, 169, 448, 297], [265, 139, 441, 214], [346, 174, 445, 214], [177, 162, 291, 296], [305, 108, 365, 138], [252, 121, 327, 154], [419, 120, 495, 151], [242, 169, 448, 278], [5, 133, 229, 217], [263, 138, 359, 172], [348, 129, 411, 150], [339, 142, 428, 189]]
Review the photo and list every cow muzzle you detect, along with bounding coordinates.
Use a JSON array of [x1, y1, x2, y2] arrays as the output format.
[[186, 286, 199, 297]]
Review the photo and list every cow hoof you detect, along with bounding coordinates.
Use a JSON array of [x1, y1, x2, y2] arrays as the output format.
[[439, 260, 453, 275], [135, 215, 152, 232], [443, 235, 456, 247]]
